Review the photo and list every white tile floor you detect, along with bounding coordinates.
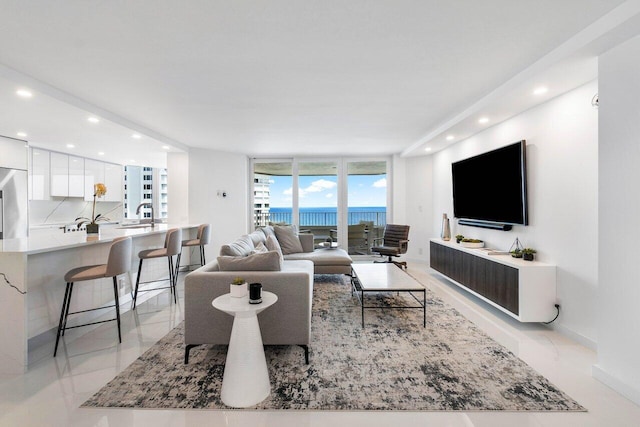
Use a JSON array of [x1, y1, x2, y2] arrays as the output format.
[[1, 261, 639, 427]]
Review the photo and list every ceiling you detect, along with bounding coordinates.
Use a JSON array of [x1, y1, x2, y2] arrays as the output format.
[[0, 0, 636, 164]]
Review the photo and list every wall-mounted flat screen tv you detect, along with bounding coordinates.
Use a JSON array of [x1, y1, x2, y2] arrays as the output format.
[[452, 140, 528, 226]]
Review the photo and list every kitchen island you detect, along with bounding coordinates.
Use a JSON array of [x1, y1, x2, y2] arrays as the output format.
[[0, 223, 198, 374]]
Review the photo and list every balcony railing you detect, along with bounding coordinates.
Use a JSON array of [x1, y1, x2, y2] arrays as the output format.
[[254, 209, 387, 228]]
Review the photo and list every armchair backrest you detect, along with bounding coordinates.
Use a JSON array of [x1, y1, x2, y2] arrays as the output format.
[[383, 224, 410, 253]]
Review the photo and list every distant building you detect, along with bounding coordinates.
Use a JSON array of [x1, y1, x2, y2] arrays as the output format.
[[254, 174, 272, 226]]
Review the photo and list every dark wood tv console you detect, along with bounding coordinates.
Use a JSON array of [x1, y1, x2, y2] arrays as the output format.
[[430, 239, 556, 322]]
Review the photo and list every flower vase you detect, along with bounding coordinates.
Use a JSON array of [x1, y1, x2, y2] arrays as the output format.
[[230, 282, 248, 298], [86, 223, 100, 235], [441, 213, 451, 241]]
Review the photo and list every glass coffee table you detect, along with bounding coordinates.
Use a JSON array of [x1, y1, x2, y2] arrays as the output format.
[[351, 263, 426, 328]]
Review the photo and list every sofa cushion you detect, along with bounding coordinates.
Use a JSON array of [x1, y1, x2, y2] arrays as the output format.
[[217, 250, 282, 271], [252, 241, 269, 254], [260, 226, 276, 241], [247, 230, 266, 247], [266, 235, 284, 263], [274, 225, 304, 254], [284, 248, 353, 266], [219, 234, 255, 257]]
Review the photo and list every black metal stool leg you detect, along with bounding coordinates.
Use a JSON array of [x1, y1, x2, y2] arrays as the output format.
[[62, 283, 74, 336], [112, 276, 122, 343], [132, 259, 143, 310], [54, 283, 71, 357]]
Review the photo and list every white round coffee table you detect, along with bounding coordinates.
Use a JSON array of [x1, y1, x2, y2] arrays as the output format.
[[212, 291, 277, 408]]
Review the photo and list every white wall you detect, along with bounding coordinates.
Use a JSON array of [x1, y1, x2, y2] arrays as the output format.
[[594, 34, 640, 405], [403, 155, 434, 261], [420, 81, 599, 347], [167, 152, 189, 224], [187, 148, 249, 260]]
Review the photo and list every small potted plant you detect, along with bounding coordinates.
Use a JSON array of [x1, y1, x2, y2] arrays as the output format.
[[455, 234, 464, 243], [522, 248, 537, 261], [76, 183, 109, 235], [510, 249, 523, 258], [230, 276, 248, 298]]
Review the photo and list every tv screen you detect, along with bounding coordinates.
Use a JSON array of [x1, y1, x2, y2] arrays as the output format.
[[452, 140, 528, 226]]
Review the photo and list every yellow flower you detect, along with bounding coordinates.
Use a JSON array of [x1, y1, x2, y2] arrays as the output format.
[[94, 183, 107, 197]]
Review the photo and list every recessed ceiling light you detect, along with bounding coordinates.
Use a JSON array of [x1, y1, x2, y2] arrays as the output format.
[[162, 145, 170, 150], [533, 86, 548, 95], [87, 117, 100, 123], [16, 131, 27, 137], [478, 117, 489, 124], [66, 144, 75, 148], [425, 147, 432, 152], [16, 89, 33, 98], [98, 152, 105, 156], [446, 135, 454, 141], [132, 134, 141, 139]]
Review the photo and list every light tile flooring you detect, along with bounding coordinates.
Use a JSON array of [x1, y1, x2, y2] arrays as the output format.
[[1, 261, 639, 427]]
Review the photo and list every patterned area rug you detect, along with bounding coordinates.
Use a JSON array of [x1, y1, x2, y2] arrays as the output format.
[[83, 274, 584, 411]]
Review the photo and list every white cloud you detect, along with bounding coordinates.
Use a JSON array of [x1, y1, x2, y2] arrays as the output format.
[[372, 178, 387, 188], [325, 193, 333, 198], [305, 179, 337, 193], [284, 179, 337, 199]]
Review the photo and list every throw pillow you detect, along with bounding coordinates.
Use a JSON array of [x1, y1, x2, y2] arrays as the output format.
[[274, 224, 303, 254], [252, 241, 268, 254], [219, 235, 255, 257], [265, 235, 284, 263], [217, 251, 281, 271]]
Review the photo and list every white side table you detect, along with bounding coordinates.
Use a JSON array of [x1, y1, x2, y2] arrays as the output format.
[[212, 291, 277, 408]]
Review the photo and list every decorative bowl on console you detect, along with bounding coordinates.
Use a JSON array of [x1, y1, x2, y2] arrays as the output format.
[[460, 238, 484, 248]]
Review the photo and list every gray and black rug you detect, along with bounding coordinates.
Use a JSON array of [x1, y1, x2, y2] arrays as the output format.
[[83, 274, 584, 411]]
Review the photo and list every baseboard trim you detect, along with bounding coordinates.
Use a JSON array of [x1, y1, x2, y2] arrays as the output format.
[[551, 323, 597, 351], [592, 364, 640, 406]]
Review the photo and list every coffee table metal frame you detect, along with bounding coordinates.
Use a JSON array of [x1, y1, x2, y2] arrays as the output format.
[[350, 263, 426, 328]]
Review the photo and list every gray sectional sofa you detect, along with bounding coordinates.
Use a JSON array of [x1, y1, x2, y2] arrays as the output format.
[[184, 226, 352, 364]]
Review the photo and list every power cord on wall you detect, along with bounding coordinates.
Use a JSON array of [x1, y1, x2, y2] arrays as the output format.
[[543, 304, 560, 324]]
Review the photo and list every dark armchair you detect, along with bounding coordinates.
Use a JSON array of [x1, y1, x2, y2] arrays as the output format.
[[371, 224, 410, 269]]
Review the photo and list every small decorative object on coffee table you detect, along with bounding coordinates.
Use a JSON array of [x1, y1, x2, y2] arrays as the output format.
[[230, 277, 248, 298], [455, 234, 464, 243], [76, 183, 108, 235]]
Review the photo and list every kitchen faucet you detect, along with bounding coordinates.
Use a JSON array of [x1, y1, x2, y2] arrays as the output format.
[[135, 202, 155, 226]]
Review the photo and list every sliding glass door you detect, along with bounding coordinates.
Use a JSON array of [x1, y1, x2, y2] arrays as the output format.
[[251, 157, 389, 255], [346, 161, 387, 254]]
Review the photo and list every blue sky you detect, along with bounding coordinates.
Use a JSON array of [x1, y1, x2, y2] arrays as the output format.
[[268, 174, 386, 208]]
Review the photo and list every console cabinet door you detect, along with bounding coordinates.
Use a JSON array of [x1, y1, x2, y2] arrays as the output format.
[[84, 159, 104, 201]]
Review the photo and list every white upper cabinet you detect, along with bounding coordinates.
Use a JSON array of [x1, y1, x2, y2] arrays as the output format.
[[104, 163, 123, 202], [30, 148, 50, 200], [84, 158, 105, 201], [68, 155, 84, 197], [50, 152, 69, 197]]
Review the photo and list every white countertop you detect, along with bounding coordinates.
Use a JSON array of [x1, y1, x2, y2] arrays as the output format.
[[0, 223, 197, 255]]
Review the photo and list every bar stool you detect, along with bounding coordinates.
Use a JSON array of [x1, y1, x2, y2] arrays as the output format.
[[181, 224, 211, 269], [54, 236, 132, 357], [132, 228, 182, 310]]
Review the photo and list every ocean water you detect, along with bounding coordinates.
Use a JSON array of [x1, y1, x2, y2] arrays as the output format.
[[267, 207, 386, 226]]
